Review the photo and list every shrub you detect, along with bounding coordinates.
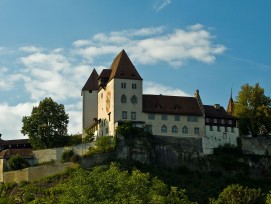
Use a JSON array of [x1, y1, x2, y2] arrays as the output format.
[[61, 149, 74, 162], [70, 154, 80, 163], [7, 154, 29, 171]]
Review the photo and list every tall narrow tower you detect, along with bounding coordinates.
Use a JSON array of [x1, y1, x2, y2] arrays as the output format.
[[82, 69, 99, 132], [227, 89, 234, 116]]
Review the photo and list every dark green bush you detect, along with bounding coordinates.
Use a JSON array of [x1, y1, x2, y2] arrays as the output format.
[[61, 149, 74, 162], [7, 154, 29, 171]]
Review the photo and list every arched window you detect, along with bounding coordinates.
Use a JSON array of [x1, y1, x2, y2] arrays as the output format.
[[131, 95, 137, 104], [161, 125, 167, 133], [121, 94, 127, 103], [172, 125, 178, 133], [182, 126, 188, 134]]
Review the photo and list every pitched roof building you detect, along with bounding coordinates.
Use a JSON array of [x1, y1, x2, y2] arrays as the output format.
[[82, 50, 239, 154]]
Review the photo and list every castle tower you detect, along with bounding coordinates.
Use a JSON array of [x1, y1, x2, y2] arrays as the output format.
[[82, 69, 99, 133], [97, 50, 143, 136], [227, 89, 234, 116]]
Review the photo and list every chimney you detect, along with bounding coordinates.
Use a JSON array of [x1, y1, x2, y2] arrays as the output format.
[[214, 104, 220, 109]]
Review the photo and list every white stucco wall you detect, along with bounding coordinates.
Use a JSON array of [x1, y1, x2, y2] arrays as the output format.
[[82, 90, 98, 132]]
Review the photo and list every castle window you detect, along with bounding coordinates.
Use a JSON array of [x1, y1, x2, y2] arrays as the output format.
[[206, 118, 210, 123], [148, 113, 155, 120], [121, 94, 127, 103], [172, 125, 178, 133], [194, 127, 199, 134], [121, 82, 126, 89], [231, 127, 235, 133], [221, 119, 225, 124], [214, 118, 217, 123], [131, 112, 136, 120], [228, 120, 233, 125], [210, 125, 213, 131], [187, 116, 198, 122], [131, 95, 137, 104], [182, 126, 188, 134], [217, 126, 221, 132], [132, 83, 137, 89], [122, 111, 127, 119], [175, 115, 180, 121], [161, 125, 167, 133], [223, 133, 227, 139], [162, 114, 168, 120]]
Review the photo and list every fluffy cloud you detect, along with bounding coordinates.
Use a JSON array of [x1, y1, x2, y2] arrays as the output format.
[[73, 25, 225, 67], [154, 0, 172, 12], [19, 46, 43, 53], [144, 81, 191, 96]]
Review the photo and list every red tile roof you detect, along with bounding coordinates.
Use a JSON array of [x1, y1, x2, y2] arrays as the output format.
[[204, 105, 237, 119], [108, 50, 142, 81], [82, 69, 99, 91], [143, 94, 203, 115]]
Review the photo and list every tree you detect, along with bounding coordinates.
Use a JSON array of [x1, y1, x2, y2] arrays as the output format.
[[209, 184, 265, 204], [8, 154, 29, 170], [234, 83, 271, 137], [21, 97, 69, 149]]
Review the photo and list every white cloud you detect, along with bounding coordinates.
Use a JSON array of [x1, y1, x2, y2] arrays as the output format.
[[144, 81, 191, 96], [73, 25, 226, 68], [0, 102, 36, 140], [154, 0, 171, 12], [19, 46, 43, 53]]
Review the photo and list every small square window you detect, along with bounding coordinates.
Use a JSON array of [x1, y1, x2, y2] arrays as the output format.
[[217, 126, 221, 132], [214, 118, 217, 123], [131, 112, 136, 120], [148, 113, 155, 120], [162, 114, 167, 120], [132, 83, 137, 89], [175, 115, 180, 121], [194, 127, 199, 134], [121, 82, 126, 89], [210, 125, 213, 131], [122, 111, 127, 119]]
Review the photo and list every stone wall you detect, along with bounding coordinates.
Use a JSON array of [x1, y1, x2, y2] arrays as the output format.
[[241, 137, 271, 155], [3, 162, 77, 183], [33, 143, 92, 163], [115, 134, 203, 169]]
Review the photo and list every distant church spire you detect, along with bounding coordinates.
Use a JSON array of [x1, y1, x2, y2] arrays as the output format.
[[227, 88, 234, 116]]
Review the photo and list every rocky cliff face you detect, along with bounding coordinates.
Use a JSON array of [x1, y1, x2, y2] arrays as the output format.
[[115, 134, 203, 169]]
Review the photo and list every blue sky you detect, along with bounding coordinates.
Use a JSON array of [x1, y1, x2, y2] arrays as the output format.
[[0, 0, 270, 140]]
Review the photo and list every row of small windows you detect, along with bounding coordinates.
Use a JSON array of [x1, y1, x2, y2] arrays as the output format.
[[206, 118, 233, 125], [121, 82, 137, 89], [121, 95, 138, 104], [161, 125, 200, 134], [210, 125, 235, 133], [148, 113, 198, 122], [122, 111, 136, 120]]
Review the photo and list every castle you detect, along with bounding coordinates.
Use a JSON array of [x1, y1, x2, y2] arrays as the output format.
[[82, 50, 238, 154]]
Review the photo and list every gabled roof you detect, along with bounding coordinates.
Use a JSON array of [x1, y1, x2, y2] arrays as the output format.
[[108, 50, 142, 81], [204, 105, 237, 119], [82, 69, 99, 91], [143, 94, 203, 115]]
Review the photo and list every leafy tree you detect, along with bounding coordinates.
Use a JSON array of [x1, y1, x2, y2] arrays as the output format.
[[234, 83, 271, 137], [58, 163, 194, 204], [7, 154, 29, 171], [83, 127, 95, 143], [61, 149, 75, 162], [21, 97, 69, 149], [209, 184, 265, 204]]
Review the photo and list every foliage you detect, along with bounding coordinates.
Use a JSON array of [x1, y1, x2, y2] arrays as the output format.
[[7, 154, 30, 171], [58, 163, 194, 204], [21, 97, 69, 149], [234, 83, 271, 137], [61, 149, 75, 162], [209, 184, 265, 204], [266, 191, 271, 204], [83, 127, 95, 143], [86, 136, 116, 156]]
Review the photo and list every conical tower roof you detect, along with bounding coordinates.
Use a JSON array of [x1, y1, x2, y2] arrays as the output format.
[[108, 50, 142, 82], [82, 69, 99, 91], [227, 89, 234, 115]]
